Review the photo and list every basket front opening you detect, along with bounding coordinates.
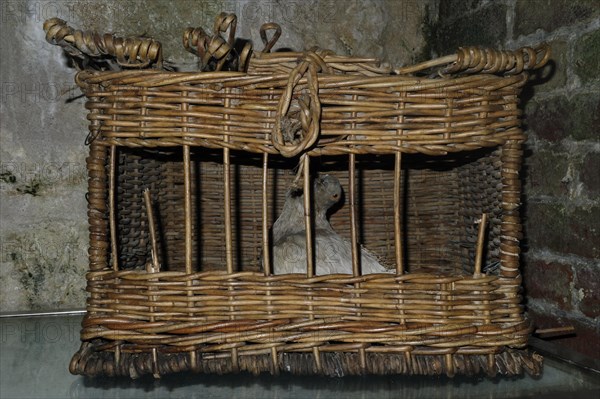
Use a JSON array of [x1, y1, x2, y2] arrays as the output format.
[[110, 146, 503, 276]]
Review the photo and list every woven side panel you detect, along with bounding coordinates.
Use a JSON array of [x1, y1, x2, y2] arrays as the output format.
[[499, 141, 524, 278], [87, 143, 109, 271], [457, 148, 503, 275], [115, 149, 164, 269], [81, 271, 530, 347], [402, 160, 461, 273], [155, 154, 186, 270]]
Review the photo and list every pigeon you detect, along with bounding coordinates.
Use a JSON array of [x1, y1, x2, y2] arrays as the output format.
[[270, 175, 389, 275]]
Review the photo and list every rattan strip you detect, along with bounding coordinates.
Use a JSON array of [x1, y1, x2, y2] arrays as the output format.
[[43, 18, 163, 69], [499, 141, 523, 278], [87, 143, 109, 271]]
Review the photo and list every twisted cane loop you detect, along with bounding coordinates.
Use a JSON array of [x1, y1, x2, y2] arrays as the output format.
[[43, 18, 163, 69], [272, 51, 323, 158], [260, 23, 282, 53], [213, 12, 237, 46], [442, 43, 550, 75], [184, 13, 253, 72]]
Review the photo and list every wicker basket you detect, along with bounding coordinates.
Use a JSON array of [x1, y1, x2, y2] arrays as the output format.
[[44, 14, 550, 378]]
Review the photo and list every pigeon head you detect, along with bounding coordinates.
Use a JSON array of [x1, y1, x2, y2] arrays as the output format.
[[314, 174, 342, 213]]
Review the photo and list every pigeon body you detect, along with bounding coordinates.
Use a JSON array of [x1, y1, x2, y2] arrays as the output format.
[[271, 175, 389, 275]]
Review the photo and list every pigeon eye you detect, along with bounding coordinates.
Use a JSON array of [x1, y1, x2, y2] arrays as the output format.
[[332, 193, 339, 199]]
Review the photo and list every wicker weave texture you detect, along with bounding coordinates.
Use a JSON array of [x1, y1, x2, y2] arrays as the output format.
[[43, 15, 550, 379]]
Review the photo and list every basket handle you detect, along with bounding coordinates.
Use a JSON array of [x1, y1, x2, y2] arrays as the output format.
[[394, 43, 551, 76], [272, 51, 323, 158], [43, 18, 163, 69], [260, 23, 282, 53]]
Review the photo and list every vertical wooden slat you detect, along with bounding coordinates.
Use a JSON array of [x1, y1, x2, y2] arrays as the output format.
[[300, 154, 321, 371], [264, 90, 278, 372], [348, 93, 367, 372], [349, 152, 366, 372], [474, 212, 492, 346], [262, 153, 271, 276], [144, 189, 159, 265], [182, 88, 197, 370], [108, 144, 121, 368], [224, 145, 234, 274], [349, 155, 360, 276], [223, 93, 234, 275], [395, 101, 406, 328], [144, 188, 160, 378], [474, 213, 488, 276], [348, 94, 360, 277], [109, 145, 118, 270], [184, 146, 193, 274], [109, 92, 121, 369], [445, 353, 455, 377], [500, 141, 523, 279], [394, 101, 405, 274], [394, 151, 404, 274], [302, 155, 314, 277], [222, 88, 238, 370]]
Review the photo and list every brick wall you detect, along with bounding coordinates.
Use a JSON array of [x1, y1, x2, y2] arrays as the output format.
[[428, 0, 600, 359]]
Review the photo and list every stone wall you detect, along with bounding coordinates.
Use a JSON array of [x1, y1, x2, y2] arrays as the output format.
[[0, 0, 429, 311], [427, 0, 599, 359]]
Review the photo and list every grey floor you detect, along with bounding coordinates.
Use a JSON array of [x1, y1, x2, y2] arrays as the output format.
[[1, 314, 599, 399]]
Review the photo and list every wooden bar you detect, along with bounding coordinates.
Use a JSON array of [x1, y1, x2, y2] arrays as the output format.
[[263, 90, 277, 370], [395, 102, 406, 327], [223, 111, 234, 274], [224, 146, 234, 274], [350, 152, 367, 371], [349, 94, 360, 277], [394, 150, 404, 274], [183, 147, 193, 272], [183, 146, 193, 271], [300, 154, 321, 371], [144, 188, 160, 378], [302, 155, 314, 277], [262, 152, 271, 276], [108, 143, 121, 368], [535, 326, 576, 336], [109, 145, 118, 271], [349, 156, 359, 276], [474, 213, 488, 276], [182, 89, 196, 370], [143, 189, 159, 264], [223, 88, 238, 370], [109, 97, 121, 369], [394, 101, 405, 274]]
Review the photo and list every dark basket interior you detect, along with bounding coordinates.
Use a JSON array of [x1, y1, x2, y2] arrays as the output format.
[[112, 146, 502, 276]]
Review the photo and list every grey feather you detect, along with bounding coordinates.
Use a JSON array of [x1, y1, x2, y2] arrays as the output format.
[[270, 175, 389, 275]]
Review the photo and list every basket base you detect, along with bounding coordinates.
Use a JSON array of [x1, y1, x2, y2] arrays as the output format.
[[70, 341, 543, 379]]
